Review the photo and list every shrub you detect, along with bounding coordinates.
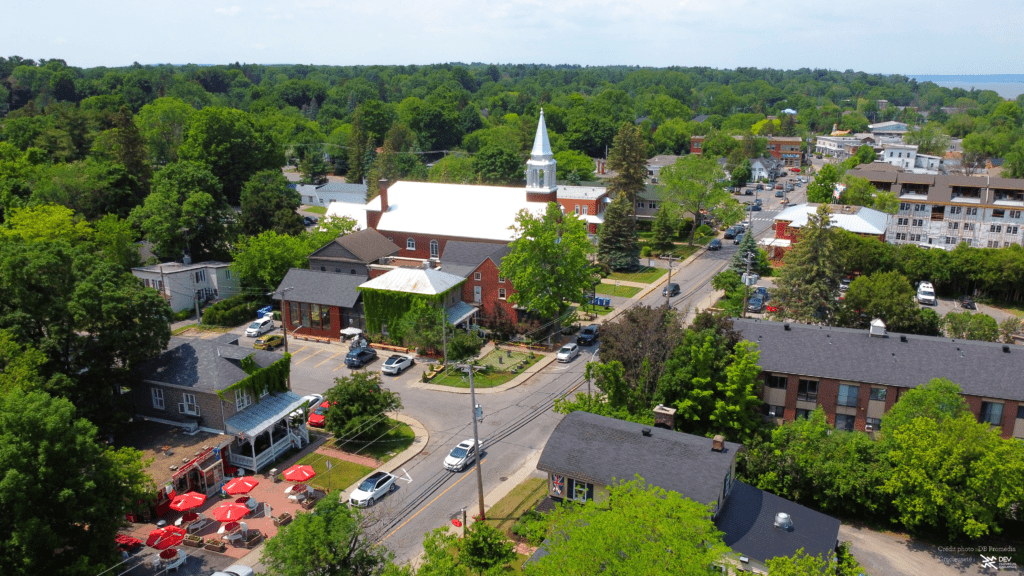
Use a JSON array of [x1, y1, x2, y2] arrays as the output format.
[[201, 295, 266, 327], [172, 308, 195, 322], [694, 224, 713, 240]]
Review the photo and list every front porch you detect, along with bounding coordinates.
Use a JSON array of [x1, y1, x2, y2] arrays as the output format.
[[225, 392, 310, 473]]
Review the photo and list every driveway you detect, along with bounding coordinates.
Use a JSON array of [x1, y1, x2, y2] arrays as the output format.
[[841, 524, 1021, 575]]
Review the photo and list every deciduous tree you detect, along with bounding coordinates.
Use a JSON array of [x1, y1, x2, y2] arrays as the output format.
[[660, 154, 731, 245], [596, 305, 686, 405], [239, 169, 304, 236], [459, 523, 515, 576], [942, 310, 999, 342], [324, 371, 402, 440]]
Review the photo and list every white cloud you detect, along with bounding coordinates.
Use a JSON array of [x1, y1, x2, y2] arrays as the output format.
[[215, 6, 242, 16]]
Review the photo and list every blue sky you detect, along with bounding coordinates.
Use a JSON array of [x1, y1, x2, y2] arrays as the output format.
[[5, 0, 1023, 74]]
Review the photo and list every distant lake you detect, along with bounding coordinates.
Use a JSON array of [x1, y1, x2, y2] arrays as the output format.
[[909, 75, 1024, 99]]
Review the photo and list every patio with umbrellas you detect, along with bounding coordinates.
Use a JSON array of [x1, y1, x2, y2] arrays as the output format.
[[281, 464, 315, 482], [223, 476, 259, 495], [169, 491, 206, 512], [211, 503, 251, 523], [145, 526, 185, 550]]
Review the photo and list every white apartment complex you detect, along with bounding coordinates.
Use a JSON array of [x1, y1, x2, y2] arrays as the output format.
[[132, 261, 240, 312], [848, 163, 1024, 249], [880, 144, 944, 174]]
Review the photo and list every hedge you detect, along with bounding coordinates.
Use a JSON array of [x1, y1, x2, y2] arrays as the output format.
[[202, 295, 266, 327]]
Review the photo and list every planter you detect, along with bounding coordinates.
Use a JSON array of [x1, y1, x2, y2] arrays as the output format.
[[204, 541, 227, 552], [183, 536, 204, 548], [274, 513, 292, 527]]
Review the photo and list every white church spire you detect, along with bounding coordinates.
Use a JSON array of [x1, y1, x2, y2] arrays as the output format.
[[526, 109, 557, 193]]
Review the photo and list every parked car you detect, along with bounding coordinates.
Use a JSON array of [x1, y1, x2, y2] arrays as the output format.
[[775, 183, 784, 190], [744, 188, 753, 195], [754, 198, 762, 206], [349, 471, 397, 507], [790, 167, 801, 173], [245, 317, 274, 338], [253, 334, 284, 350], [775, 190, 785, 198], [556, 343, 580, 363], [723, 227, 737, 239], [443, 439, 483, 471], [756, 184, 764, 191], [747, 296, 765, 313], [708, 239, 722, 251], [307, 400, 332, 428], [303, 216, 318, 226], [577, 324, 600, 346], [381, 354, 414, 375], [289, 394, 323, 422], [212, 566, 255, 576], [733, 222, 747, 232], [663, 283, 681, 297], [780, 197, 790, 205], [839, 278, 851, 292], [958, 295, 977, 310], [916, 281, 937, 305], [746, 204, 761, 211], [345, 347, 378, 368], [734, 233, 744, 245]]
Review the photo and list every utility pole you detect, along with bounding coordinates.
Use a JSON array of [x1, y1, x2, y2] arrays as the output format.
[[665, 255, 674, 309], [442, 307, 448, 367], [466, 364, 485, 520], [271, 287, 294, 390], [192, 273, 201, 326], [742, 253, 752, 319]]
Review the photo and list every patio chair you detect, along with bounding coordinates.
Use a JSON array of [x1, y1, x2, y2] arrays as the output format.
[[185, 517, 211, 535], [243, 498, 258, 512], [166, 551, 187, 572], [224, 532, 244, 546]]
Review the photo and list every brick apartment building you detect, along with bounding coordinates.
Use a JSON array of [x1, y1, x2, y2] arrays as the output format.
[[848, 162, 1024, 248], [735, 318, 1024, 440], [767, 136, 802, 167], [760, 203, 889, 262]]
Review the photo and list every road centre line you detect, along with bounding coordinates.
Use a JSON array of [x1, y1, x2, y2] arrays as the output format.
[[381, 459, 486, 543]]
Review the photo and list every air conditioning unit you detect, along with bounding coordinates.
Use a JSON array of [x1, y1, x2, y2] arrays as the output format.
[[182, 421, 199, 435], [864, 424, 873, 432]]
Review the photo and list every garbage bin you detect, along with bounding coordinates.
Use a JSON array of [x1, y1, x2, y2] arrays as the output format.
[[269, 468, 280, 483]]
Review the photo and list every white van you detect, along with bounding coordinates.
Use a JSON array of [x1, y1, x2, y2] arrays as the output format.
[[916, 281, 936, 305], [246, 317, 274, 337]]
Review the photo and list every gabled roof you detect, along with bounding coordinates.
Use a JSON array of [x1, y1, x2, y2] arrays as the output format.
[[646, 155, 680, 169], [308, 228, 400, 264], [375, 181, 545, 242], [734, 318, 1024, 402], [275, 268, 364, 309], [773, 203, 888, 236], [715, 481, 840, 565], [138, 334, 283, 392], [557, 185, 607, 200], [358, 266, 465, 296], [537, 411, 741, 507], [440, 241, 510, 279]]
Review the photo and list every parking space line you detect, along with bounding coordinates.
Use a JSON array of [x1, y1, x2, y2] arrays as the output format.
[[293, 350, 321, 365], [381, 458, 486, 543], [314, 351, 343, 369]]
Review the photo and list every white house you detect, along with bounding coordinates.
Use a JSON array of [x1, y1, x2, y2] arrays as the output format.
[[132, 261, 239, 313]]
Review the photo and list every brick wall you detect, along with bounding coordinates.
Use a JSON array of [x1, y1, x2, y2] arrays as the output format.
[[461, 257, 519, 322], [132, 383, 231, 432], [283, 303, 343, 340], [557, 198, 600, 218], [376, 229, 508, 261], [691, 136, 704, 155]]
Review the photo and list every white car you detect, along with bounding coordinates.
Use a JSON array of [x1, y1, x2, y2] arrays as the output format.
[[444, 439, 482, 471], [289, 394, 323, 422], [916, 281, 937, 305], [556, 343, 580, 363], [349, 471, 397, 507], [246, 317, 274, 337], [381, 354, 414, 375], [211, 566, 255, 576]]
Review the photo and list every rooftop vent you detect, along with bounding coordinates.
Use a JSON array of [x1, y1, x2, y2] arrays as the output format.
[[783, 323, 791, 331], [900, 335, 908, 343], [774, 512, 794, 531], [641, 427, 652, 437], [1003, 345, 1011, 353], [421, 260, 432, 270], [869, 318, 887, 338], [711, 435, 725, 452]]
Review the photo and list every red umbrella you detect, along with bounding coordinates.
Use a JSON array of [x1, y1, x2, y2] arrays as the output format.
[[145, 526, 185, 550], [169, 491, 206, 512], [211, 503, 250, 522], [223, 476, 259, 495], [282, 464, 315, 482]]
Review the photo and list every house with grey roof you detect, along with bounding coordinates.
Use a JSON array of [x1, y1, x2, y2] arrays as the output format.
[[530, 411, 840, 571], [295, 182, 369, 207], [132, 260, 239, 313], [308, 228, 401, 277], [274, 269, 367, 341], [734, 318, 1024, 439], [131, 332, 309, 477]]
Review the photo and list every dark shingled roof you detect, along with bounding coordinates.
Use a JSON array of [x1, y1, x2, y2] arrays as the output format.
[[440, 241, 510, 279], [715, 481, 840, 565], [308, 229, 400, 264], [537, 411, 741, 507], [734, 318, 1024, 402], [137, 334, 283, 392], [275, 269, 364, 309]]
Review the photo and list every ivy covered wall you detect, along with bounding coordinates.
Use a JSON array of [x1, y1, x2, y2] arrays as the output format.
[[217, 353, 291, 402], [359, 285, 459, 343]]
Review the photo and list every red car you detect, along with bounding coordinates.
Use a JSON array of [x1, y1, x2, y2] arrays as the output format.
[[307, 401, 331, 428], [790, 167, 801, 173]]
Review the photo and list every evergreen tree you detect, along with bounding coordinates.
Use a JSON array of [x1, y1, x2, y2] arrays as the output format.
[[650, 205, 676, 252], [598, 195, 640, 270], [771, 203, 845, 324], [731, 228, 758, 273], [606, 123, 647, 214]]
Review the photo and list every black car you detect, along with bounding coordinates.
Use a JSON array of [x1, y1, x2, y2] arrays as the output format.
[[775, 189, 785, 197], [746, 204, 762, 211], [756, 184, 764, 191], [707, 238, 722, 251], [747, 296, 765, 313], [577, 324, 600, 346], [345, 347, 378, 368], [744, 188, 753, 195], [754, 198, 762, 206], [662, 283, 681, 297], [734, 233, 744, 245], [723, 227, 737, 239], [958, 295, 976, 310], [303, 216, 318, 226]]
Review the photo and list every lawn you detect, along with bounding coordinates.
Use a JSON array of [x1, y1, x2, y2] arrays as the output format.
[[431, 351, 542, 388], [606, 266, 668, 284], [577, 303, 614, 317], [294, 453, 372, 492], [303, 205, 327, 215], [595, 283, 641, 298], [481, 477, 548, 534], [329, 419, 415, 463]]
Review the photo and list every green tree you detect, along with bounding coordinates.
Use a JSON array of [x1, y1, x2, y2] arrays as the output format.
[[605, 123, 648, 211], [30, 158, 138, 220], [416, 527, 462, 576], [596, 194, 640, 271], [501, 202, 595, 330], [805, 163, 843, 204], [595, 305, 687, 408], [177, 107, 283, 205], [650, 205, 677, 251], [0, 390, 155, 576], [942, 310, 999, 342], [765, 545, 864, 576], [473, 145, 522, 185], [459, 522, 516, 576], [998, 316, 1021, 344], [1005, 139, 1024, 179], [323, 371, 402, 440], [771, 204, 845, 324], [553, 149, 596, 181], [134, 96, 194, 166], [524, 477, 730, 576], [261, 491, 397, 576], [881, 377, 969, 433], [428, 154, 476, 184], [238, 169, 304, 236], [93, 213, 142, 271], [231, 231, 314, 293], [840, 271, 919, 332], [730, 229, 758, 274], [711, 271, 746, 317], [729, 158, 752, 188], [660, 155, 732, 245], [903, 124, 951, 156]]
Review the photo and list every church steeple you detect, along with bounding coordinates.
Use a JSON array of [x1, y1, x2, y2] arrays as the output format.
[[526, 109, 557, 201]]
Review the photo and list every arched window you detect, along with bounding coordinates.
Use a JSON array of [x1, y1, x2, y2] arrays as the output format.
[[430, 240, 439, 258], [407, 238, 416, 251]]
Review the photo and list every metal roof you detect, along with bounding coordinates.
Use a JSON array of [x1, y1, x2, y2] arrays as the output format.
[[359, 266, 465, 295], [224, 391, 306, 439], [557, 185, 607, 200], [773, 203, 888, 236]]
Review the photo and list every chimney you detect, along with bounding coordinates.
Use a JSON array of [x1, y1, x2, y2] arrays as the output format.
[[378, 179, 389, 212], [774, 512, 794, 531], [653, 404, 677, 429], [711, 435, 725, 452]]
